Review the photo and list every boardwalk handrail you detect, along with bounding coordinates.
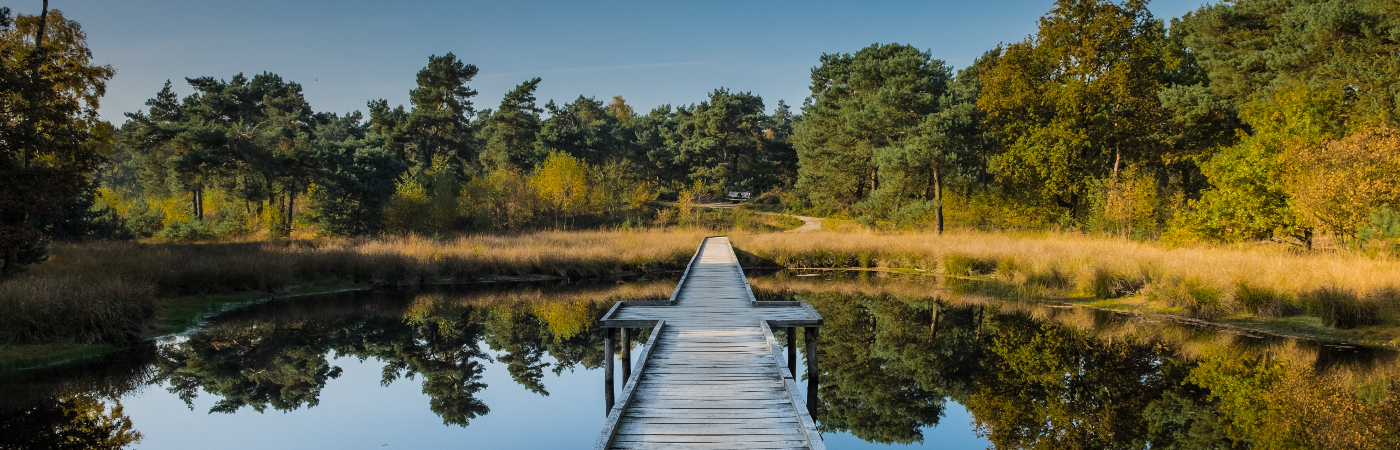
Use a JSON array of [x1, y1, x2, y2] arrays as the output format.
[[592, 319, 666, 450], [762, 321, 826, 450]]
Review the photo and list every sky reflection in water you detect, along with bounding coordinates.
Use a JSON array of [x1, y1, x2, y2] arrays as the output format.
[[3, 273, 1397, 449]]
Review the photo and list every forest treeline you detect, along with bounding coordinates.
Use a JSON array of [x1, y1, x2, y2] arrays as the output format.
[[6, 0, 1400, 275]]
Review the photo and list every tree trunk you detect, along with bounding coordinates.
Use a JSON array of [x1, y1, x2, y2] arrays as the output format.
[[1113, 146, 1121, 180], [31, 0, 48, 79], [285, 187, 296, 231], [933, 168, 944, 235], [197, 188, 206, 221]]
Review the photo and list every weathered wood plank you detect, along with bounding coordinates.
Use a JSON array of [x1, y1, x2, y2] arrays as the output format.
[[597, 237, 826, 450]]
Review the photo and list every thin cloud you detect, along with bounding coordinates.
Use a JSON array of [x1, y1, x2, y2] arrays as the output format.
[[480, 61, 707, 78]]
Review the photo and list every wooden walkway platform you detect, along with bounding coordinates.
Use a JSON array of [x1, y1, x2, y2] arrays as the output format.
[[594, 237, 825, 450]]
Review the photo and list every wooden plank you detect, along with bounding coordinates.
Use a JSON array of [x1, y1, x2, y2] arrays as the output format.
[[597, 237, 826, 450]]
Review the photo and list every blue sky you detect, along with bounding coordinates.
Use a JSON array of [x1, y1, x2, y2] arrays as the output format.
[[19, 0, 1213, 122]]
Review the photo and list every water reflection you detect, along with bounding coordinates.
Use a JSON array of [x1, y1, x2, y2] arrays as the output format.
[[0, 281, 665, 449], [2, 272, 1397, 449], [757, 271, 1400, 449]]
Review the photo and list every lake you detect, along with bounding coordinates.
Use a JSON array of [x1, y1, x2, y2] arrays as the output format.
[[2, 272, 1396, 449]]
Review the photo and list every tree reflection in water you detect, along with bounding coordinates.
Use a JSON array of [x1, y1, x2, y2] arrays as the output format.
[[3, 274, 1398, 449], [756, 272, 1400, 449], [0, 281, 657, 447]]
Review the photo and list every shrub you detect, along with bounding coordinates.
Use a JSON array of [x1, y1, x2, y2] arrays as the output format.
[[1304, 286, 1380, 329]]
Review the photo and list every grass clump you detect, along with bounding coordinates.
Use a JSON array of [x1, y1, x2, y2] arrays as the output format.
[[1235, 282, 1301, 318], [945, 254, 997, 276], [1304, 287, 1381, 329], [1025, 267, 1072, 291], [1084, 268, 1146, 299], [1149, 277, 1227, 320], [0, 277, 157, 344]]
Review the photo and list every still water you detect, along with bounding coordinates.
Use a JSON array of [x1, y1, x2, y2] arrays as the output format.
[[2, 273, 1396, 449]]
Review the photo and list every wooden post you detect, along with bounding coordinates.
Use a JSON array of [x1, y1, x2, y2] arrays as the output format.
[[805, 326, 819, 418], [621, 328, 633, 386], [604, 327, 614, 414], [786, 327, 797, 379]]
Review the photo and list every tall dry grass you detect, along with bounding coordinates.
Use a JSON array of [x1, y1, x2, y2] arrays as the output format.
[[0, 277, 156, 344], [734, 231, 1400, 327], [2, 229, 705, 345], [29, 229, 708, 296]]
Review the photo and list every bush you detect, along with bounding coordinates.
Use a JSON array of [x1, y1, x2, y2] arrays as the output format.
[[1304, 287, 1380, 329]]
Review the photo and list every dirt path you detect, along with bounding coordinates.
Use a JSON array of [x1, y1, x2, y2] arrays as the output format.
[[670, 201, 822, 232], [789, 215, 823, 232]]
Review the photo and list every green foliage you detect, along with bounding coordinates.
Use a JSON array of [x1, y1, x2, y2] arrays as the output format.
[[309, 130, 406, 236], [657, 89, 794, 194], [981, 0, 1174, 217], [480, 77, 544, 171], [794, 43, 953, 217], [0, 9, 114, 276], [1358, 204, 1400, 255]]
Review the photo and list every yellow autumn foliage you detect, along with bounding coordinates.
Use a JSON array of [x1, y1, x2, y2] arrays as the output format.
[[1288, 125, 1400, 240]]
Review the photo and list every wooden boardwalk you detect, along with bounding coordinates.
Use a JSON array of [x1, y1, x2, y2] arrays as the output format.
[[595, 237, 824, 450]]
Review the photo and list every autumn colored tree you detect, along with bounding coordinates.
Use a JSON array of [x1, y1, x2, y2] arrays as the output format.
[[0, 8, 114, 275], [1178, 85, 1340, 248], [1288, 126, 1400, 241], [979, 0, 1174, 218], [530, 150, 594, 229]]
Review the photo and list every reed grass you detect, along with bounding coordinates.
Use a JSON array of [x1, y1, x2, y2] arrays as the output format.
[[1, 229, 704, 347], [0, 277, 156, 344], [733, 231, 1400, 329], [30, 229, 707, 296]]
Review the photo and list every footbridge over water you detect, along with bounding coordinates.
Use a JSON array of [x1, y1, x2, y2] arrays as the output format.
[[594, 237, 826, 450]]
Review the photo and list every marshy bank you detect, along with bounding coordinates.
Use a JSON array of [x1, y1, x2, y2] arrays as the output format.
[[731, 232, 1400, 345], [5, 228, 1399, 371], [1, 230, 703, 369]]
